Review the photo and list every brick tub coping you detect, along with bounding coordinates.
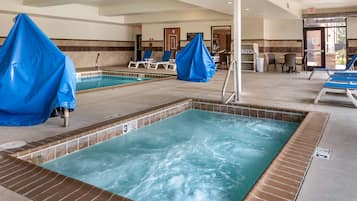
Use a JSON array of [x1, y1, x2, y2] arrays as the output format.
[[0, 98, 329, 201]]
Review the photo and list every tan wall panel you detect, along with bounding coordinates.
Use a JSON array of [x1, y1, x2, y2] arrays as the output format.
[[66, 51, 133, 68]]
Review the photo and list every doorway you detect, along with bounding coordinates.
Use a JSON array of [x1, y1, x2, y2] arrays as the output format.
[[164, 28, 180, 58], [211, 26, 232, 68], [303, 17, 347, 70], [136, 34, 142, 61], [304, 28, 325, 69]]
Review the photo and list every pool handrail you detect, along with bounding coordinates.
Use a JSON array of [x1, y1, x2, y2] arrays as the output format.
[[222, 60, 238, 104]]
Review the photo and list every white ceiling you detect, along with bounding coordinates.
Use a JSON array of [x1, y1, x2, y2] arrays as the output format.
[[23, 0, 300, 18], [180, 0, 301, 19], [21, 0, 357, 24], [24, 0, 357, 9], [297, 0, 357, 9]]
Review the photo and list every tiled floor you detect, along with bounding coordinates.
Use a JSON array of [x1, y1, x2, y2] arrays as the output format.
[[1, 67, 357, 200]]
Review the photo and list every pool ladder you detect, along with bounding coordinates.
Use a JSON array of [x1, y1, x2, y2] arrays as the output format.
[[221, 59, 238, 104], [95, 53, 100, 70]]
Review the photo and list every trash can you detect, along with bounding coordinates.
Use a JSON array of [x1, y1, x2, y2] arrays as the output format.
[[257, 57, 264, 72]]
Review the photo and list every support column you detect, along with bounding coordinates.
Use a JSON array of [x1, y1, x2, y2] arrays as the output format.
[[233, 0, 242, 101]]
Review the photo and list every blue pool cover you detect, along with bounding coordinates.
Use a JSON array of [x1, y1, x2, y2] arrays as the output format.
[[0, 14, 76, 126], [176, 34, 216, 82]]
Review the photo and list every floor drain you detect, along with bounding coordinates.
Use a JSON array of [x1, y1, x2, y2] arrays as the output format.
[[0, 141, 27, 151], [315, 147, 332, 160]]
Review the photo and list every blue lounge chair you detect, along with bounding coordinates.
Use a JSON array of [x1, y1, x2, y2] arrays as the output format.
[[309, 54, 357, 80], [314, 81, 357, 107], [128, 50, 153, 69], [330, 76, 357, 81], [331, 72, 357, 77], [330, 72, 357, 80], [147, 51, 172, 70]]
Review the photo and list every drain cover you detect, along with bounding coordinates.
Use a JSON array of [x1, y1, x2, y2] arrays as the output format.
[[0, 141, 27, 151], [315, 147, 331, 160]]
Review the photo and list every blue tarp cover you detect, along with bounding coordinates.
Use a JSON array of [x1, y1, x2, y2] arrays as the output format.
[[0, 14, 76, 126], [176, 33, 216, 82]]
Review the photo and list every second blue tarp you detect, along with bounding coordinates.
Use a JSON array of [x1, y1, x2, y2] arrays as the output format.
[[176, 34, 216, 82]]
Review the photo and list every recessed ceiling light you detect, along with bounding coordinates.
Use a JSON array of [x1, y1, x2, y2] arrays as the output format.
[[227, 1, 233, 5]]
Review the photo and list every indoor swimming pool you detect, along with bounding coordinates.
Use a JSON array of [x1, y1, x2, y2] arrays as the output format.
[[76, 75, 151, 91], [43, 109, 299, 201]]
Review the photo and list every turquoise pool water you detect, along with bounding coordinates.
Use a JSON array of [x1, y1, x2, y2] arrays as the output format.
[[76, 75, 151, 91], [43, 110, 298, 201]]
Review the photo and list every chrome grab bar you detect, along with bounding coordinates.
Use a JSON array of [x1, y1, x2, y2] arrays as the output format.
[[95, 53, 100, 70], [221, 59, 237, 104]]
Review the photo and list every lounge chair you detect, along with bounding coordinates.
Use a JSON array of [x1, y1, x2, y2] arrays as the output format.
[[166, 59, 177, 71], [147, 51, 172, 70], [267, 53, 277, 72], [314, 81, 357, 107], [282, 54, 296, 73], [331, 72, 357, 77], [128, 50, 153, 69], [309, 54, 357, 80], [330, 76, 357, 82]]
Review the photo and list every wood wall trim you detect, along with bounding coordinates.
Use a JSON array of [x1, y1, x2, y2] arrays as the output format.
[[347, 47, 357, 52], [0, 45, 135, 52], [262, 47, 303, 53], [0, 36, 134, 43], [180, 40, 211, 42], [264, 39, 303, 42], [242, 39, 302, 42], [58, 46, 134, 51], [142, 40, 164, 43], [0, 36, 135, 51], [1, 36, 303, 43], [142, 47, 163, 51]]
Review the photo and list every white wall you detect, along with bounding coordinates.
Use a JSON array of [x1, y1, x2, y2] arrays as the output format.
[[264, 19, 303, 40], [142, 17, 289, 41], [0, 0, 125, 24], [0, 0, 134, 41], [242, 18, 265, 39], [347, 17, 357, 39], [142, 20, 232, 41], [0, 12, 135, 41]]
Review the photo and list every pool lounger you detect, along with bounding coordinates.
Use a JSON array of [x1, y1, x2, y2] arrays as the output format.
[[314, 81, 357, 107], [166, 61, 177, 71], [329, 76, 357, 82], [309, 54, 357, 80], [330, 72, 357, 78], [128, 50, 153, 69], [147, 50, 172, 70]]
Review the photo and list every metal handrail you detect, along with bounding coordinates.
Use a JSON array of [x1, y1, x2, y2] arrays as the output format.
[[95, 53, 101, 70], [221, 60, 237, 104]]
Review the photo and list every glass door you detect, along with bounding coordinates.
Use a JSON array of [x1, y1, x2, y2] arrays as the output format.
[[304, 28, 325, 70], [303, 17, 347, 70], [325, 27, 347, 69], [136, 34, 142, 61]]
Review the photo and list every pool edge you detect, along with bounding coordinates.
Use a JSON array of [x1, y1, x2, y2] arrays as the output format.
[[243, 111, 329, 201], [0, 98, 328, 201], [76, 70, 176, 94]]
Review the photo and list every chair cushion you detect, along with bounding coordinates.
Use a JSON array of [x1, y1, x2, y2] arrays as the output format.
[[324, 82, 357, 89]]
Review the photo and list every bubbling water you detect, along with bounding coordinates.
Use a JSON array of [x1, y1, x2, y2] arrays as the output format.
[[43, 110, 298, 201]]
